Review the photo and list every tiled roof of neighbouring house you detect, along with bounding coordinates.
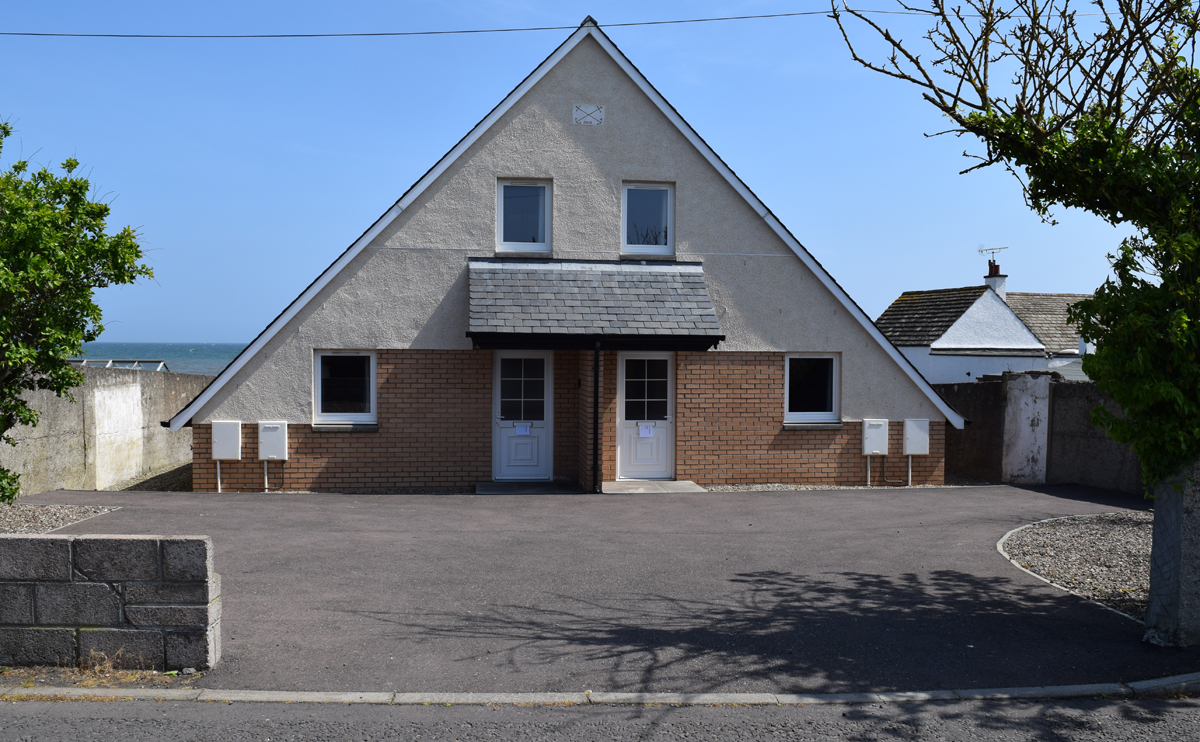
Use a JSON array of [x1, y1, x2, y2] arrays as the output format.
[[1006, 292, 1092, 355], [466, 259, 723, 337], [874, 286, 988, 346]]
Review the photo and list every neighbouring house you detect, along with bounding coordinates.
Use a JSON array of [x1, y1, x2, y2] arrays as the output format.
[[167, 18, 964, 493], [874, 261, 1092, 384]]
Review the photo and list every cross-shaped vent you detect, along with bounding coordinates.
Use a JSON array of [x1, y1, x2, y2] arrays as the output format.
[[573, 104, 605, 126]]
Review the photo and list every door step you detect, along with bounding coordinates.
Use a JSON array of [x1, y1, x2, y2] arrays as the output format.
[[601, 480, 707, 494], [476, 482, 585, 495]]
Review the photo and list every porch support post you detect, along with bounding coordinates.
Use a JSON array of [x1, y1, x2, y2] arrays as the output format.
[[593, 342, 601, 493]]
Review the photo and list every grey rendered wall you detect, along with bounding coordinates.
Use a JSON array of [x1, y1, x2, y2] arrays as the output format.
[[0, 367, 212, 496], [1046, 381, 1143, 494], [193, 35, 944, 426]]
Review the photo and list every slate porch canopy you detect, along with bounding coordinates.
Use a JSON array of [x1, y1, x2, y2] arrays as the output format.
[[466, 259, 725, 351]]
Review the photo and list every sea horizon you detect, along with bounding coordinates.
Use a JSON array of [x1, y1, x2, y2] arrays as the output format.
[[79, 341, 248, 376]]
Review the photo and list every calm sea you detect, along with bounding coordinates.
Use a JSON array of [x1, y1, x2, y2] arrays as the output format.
[[79, 342, 247, 377]]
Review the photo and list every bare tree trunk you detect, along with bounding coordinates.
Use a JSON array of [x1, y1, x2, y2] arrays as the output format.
[[1145, 461, 1200, 645]]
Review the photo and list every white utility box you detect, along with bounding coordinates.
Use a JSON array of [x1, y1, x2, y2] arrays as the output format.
[[258, 421, 288, 460], [903, 419, 930, 456], [862, 419, 889, 456], [211, 421, 242, 460]]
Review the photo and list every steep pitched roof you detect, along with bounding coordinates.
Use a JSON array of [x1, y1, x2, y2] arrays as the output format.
[[1007, 292, 1091, 354], [875, 287, 989, 346], [169, 18, 965, 430]]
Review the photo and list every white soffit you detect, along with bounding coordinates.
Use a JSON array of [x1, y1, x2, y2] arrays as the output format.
[[170, 20, 965, 431]]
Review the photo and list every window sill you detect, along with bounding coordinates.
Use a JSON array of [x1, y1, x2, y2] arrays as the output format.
[[620, 251, 675, 261], [495, 249, 552, 258], [783, 422, 843, 430], [312, 423, 379, 432]]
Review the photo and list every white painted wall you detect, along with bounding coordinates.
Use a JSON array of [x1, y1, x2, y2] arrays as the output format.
[[900, 347, 1053, 384], [932, 291, 1044, 351], [1002, 374, 1051, 484], [93, 383, 143, 489]]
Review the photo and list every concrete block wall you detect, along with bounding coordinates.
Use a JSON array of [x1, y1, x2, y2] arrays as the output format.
[[0, 534, 221, 670], [0, 367, 213, 495]]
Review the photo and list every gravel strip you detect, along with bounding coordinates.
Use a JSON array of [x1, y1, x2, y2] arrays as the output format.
[[0, 503, 117, 534], [1003, 512, 1152, 620]]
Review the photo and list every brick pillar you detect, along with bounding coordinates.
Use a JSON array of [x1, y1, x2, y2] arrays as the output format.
[[1146, 461, 1200, 645]]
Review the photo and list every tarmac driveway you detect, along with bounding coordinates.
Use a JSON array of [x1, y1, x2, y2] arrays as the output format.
[[26, 485, 1200, 694]]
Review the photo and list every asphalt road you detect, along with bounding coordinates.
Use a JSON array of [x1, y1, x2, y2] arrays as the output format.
[[2, 697, 1198, 741], [26, 484, 1200, 694]]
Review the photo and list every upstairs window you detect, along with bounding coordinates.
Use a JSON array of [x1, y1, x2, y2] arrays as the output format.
[[314, 351, 376, 424], [623, 183, 674, 255], [784, 354, 839, 424], [497, 180, 551, 252]]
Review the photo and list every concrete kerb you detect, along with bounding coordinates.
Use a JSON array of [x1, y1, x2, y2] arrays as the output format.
[[996, 514, 1144, 624], [3, 675, 1198, 705]]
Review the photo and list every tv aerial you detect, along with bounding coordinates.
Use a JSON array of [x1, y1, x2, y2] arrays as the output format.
[[978, 245, 1008, 260]]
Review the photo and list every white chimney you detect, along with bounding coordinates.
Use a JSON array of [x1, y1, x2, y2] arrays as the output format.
[[984, 260, 1007, 301]]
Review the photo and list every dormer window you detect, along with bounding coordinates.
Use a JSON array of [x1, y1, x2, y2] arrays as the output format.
[[497, 180, 551, 252], [623, 183, 674, 256]]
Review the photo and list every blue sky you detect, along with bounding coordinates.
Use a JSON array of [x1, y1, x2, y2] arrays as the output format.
[[3, 1, 1129, 343]]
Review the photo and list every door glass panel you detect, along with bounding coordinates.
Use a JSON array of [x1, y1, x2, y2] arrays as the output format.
[[523, 400, 544, 421], [624, 358, 669, 421], [523, 379, 544, 399], [500, 358, 523, 378], [500, 357, 546, 421], [523, 358, 544, 379]]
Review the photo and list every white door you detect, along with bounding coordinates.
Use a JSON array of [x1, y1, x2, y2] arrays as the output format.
[[493, 351, 554, 481], [617, 352, 675, 480]]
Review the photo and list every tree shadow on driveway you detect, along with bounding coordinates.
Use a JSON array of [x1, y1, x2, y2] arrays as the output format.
[[353, 569, 1200, 694]]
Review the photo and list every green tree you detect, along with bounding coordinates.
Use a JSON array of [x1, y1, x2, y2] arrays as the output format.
[[831, 0, 1200, 483], [832, 0, 1200, 642], [0, 122, 152, 504]]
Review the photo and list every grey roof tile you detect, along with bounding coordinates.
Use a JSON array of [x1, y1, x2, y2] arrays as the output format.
[[467, 259, 723, 338], [1007, 292, 1091, 354], [875, 286, 988, 346]]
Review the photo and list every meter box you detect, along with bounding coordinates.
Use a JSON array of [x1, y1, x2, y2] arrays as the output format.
[[211, 421, 242, 461], [862, 419, 889, 456], [903, 419, 930, 456], [258, 421, 288, 461]]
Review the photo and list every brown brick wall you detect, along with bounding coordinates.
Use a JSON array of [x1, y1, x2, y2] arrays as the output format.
[[674, 351, 945, 486], [191, 348, 944, 492], [192, 350, 493, 492]]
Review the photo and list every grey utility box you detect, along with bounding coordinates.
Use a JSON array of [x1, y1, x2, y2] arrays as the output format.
[[862, 419, 889, 456], [211, 421, 242, 460], [903, 419, 930, 456], [257, 421, 288, 461]]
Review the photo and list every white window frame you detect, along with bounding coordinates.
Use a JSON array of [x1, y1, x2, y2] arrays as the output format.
[[496, 179, 552, 253], [784, 353, 840, 424], [313, 350, 377, 424], [622, 183, 674, 255]]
